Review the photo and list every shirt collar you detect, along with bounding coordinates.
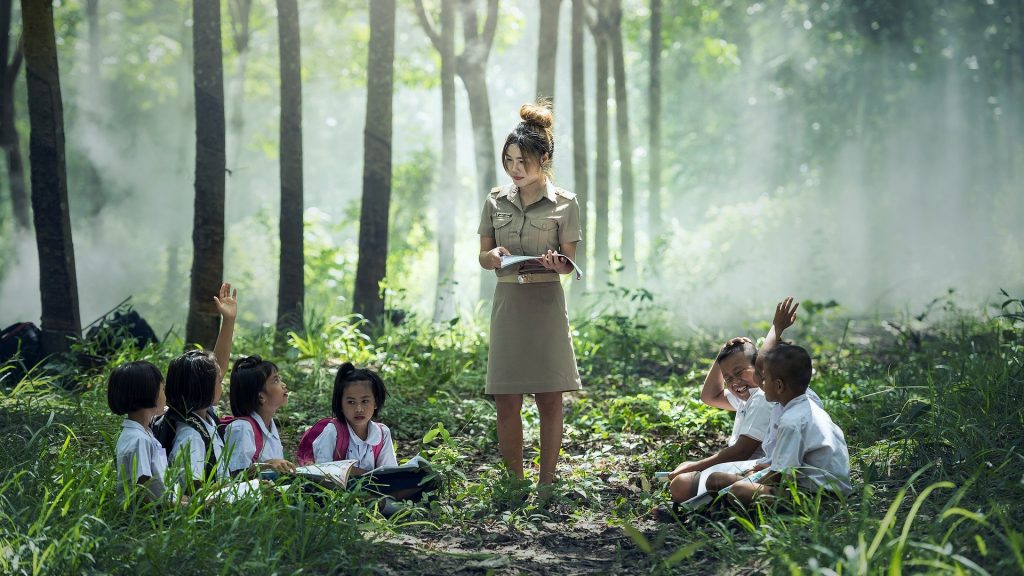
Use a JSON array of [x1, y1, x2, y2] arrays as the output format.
[[122, 419, 151, 435], [346, 421, 381, 446], [779, 393, 809, 414], [248, 412, 278, 437], [508, 180, 557, 204]]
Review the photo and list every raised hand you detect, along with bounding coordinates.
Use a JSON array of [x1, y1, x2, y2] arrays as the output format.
[[772, 297, 799, 334], [213, 282, 238, 321]]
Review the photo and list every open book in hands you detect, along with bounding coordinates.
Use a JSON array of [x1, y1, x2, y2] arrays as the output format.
[[294, 455, 433, 490], [680, 467, 772, 510], [500, 254, 584, 280]]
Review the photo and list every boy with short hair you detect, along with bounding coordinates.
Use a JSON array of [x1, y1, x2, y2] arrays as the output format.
[[706, 343, 852, 505]]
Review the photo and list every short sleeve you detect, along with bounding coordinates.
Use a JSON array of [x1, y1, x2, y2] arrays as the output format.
[[478, 195, 495, 237], [375, 425, 398, 468], [118, 436, 155, 481], [769, 421, 803, 472], [224, 420, 257, 473], [735, 393, 772, 442], [170, 427, 207, 480], [558, 197, 582, 244], [311, 422, 339, 464]]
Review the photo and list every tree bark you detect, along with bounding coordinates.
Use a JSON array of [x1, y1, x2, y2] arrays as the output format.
[[608, 0, 635, 278], [536, 0, 561, 102], [227, 0, 252, 173], [570, 0, 587, 294], [453, 0, 500, 302], [413, 0, 459, 322], [2, 0, 29, 229], [352, 0, 395, 327], [588, 4, 610, 287], [185, 0, 227, 349], [22, 0, 82, 353], [647, 0, 661, 269], [275, 0, 303, 333]]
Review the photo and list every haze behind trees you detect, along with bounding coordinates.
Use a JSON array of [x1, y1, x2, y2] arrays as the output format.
[[0, 0, 1021, 345]]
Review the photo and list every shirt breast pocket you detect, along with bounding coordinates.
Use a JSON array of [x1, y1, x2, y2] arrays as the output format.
[[528, 217, 559, 255], [492, 215, 514, 247]]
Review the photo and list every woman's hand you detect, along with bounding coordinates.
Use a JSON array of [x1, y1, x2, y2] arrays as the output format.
[[539, 250, 571, 274], [479, 246, 511, 270]]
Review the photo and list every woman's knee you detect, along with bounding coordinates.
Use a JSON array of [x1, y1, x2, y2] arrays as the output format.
[[534, 392, 563, 414], [494, 394, 523, 414]]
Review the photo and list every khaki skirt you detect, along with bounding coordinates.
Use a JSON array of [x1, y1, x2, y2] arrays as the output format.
[[486, 280, 582, 395]]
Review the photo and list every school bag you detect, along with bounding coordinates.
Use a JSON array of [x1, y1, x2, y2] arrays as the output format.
[[0, 322, 45, 385], [295, 418, 385, 466], [217, 416, 265, 463], [151, 408, 219, 479]]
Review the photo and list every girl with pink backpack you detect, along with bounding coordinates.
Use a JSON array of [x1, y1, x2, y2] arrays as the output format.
[[296, 363, 397, 472]]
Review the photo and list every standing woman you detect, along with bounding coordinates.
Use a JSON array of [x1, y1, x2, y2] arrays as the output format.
[[478, 100, 582, 488]]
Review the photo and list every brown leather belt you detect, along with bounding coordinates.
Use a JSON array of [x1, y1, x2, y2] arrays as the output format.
[[497, 273, 560, 284]]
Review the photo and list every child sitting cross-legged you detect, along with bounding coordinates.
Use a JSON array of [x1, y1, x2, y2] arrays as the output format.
[[705, 343, 852, 506]]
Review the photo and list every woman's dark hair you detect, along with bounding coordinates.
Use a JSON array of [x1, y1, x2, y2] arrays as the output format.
[[332, 362, 388, 420], [165, 349, 218, 417], [716, 339, 758, 366], [107, 361, 163, 415], [229, 355, 279, 417], [501, 99, 555, 177]]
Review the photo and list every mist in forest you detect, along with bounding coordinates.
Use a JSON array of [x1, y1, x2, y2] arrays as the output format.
[[1, 0, 1021, 337]]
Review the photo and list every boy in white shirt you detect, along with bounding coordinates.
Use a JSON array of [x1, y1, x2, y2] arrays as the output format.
[[706, 343, 852, 505]]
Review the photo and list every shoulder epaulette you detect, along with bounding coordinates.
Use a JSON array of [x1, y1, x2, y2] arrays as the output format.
[[489, 185, 504, 197], [554, 187, 576, 200]]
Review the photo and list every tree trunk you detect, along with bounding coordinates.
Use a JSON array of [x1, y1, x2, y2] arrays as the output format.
[[609, 0, 635, 278], [22, 0, 82, 353], [647, 0, 661, 269], [275, 0, 303, 333], [589, 9, 610, 288], [454, 0, 499, 302], [81, 0, 103, 217], [227, 0, 252, 174], [535, 0, 561, 102], [414, 0, 459, 322], [352, 0, 395, 327], [570, 0, 587, 294], [185, 0, 227, 349], [2, 0, 29, 229]]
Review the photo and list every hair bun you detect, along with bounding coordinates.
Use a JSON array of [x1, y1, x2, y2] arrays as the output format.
[[520, 100, 553, 129]]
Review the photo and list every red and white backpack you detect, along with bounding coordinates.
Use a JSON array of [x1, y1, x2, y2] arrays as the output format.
[[295, 418, 384, 466]]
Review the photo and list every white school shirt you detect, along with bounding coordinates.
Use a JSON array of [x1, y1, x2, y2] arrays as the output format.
[[223, 413, 285, 473], [767, 393, 852, 494], [723, 388, 772, 459], [169, 413, 228, 480], [759, 387, 823, 461], [115, 419, 168, 500], [311, 420, 398, 469]]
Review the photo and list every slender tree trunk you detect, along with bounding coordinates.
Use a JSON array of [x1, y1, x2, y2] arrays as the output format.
[[275, 0, 303, 333], [536, 0, 561, 102], [609, 0, 635, 278], [353, 0, 395, 327], [227, 0, 252, 174], [570, 0, 588, 293], [590, 15, 610, 288], [453, 0, 499, 302], [647, 0, 661, 269], [2, 0, 29, 229], [81, 0, 103, 217], [185, 0, 227, 349], [22, 0, 81, 353]]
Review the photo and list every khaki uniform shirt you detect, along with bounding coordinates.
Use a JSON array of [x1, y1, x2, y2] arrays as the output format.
[[478, 181, 582, 277]]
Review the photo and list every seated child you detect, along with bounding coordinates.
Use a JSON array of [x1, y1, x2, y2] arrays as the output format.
[[109, 361, 168, 502], [222, 355, 297, 476], [309, 363, 398, 471], [164, 283, 237, 491], [706, 344, 852, 505]]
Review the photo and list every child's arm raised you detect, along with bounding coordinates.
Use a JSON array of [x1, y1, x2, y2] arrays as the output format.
[[700, 340, 743, 411], [759, 297, 798, 356], [212, 283, 238, 381]]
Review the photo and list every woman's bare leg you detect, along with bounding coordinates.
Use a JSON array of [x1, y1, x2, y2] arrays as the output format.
[[535, 392, 564, 485], [494, 394, 525, 479]]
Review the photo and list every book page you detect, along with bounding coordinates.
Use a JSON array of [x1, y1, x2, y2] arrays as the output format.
[[294, 459, 358, 488], [499, 254, 584, 280]]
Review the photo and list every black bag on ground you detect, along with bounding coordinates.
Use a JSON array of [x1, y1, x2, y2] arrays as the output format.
[[0, 322, 45, 385], [85, 308, 159, 358]]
